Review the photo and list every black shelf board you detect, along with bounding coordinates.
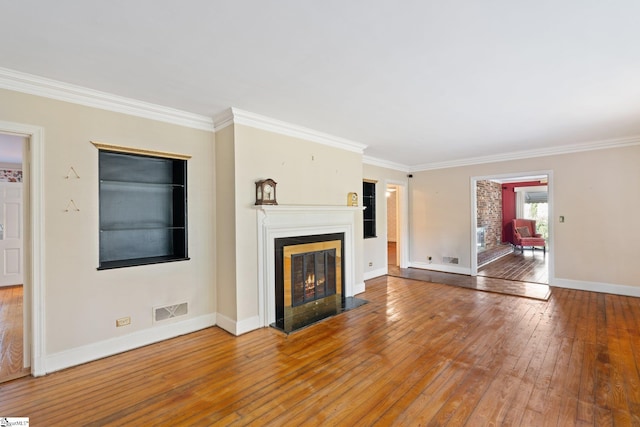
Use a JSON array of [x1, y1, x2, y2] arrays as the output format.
[[98, 256, 190, 270]]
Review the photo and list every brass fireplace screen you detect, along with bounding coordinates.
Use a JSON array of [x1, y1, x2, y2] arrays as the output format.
[[284, 240, 342, 308]]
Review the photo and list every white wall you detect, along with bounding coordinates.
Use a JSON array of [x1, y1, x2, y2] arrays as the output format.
[[410, 145, 640, 292], [0, 88, 216, 370]]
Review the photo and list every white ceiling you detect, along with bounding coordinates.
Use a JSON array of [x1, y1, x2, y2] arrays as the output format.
[[1, 1, 640, 168]]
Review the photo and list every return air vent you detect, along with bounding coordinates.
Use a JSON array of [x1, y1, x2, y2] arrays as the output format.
[[154, 302, 188, 322], [443, 256, 459, 265]]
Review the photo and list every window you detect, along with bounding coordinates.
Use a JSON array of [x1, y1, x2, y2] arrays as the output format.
[[96, 144, 189, 269], [363, 180, 376, 238], [515, 185, 549, 240]]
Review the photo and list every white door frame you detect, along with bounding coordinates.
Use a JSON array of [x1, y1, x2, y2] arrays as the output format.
[[0, 121, 45, 376], [386, 179, 409, 269], [470, 170, 554, 284]]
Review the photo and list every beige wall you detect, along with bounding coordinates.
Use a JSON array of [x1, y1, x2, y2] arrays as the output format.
[[220, 124, 365, 327], [0, 89, 216, 356], [362, 164, 409, 278], [215, 125, 237, 321], [410, 145, 640, 288]]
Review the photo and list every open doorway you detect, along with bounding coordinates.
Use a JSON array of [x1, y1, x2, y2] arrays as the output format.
[[386, 180, 408, 273], [387, 184, 399, 267], [0, 132, 29, 382], [471, 172, 553, 285]]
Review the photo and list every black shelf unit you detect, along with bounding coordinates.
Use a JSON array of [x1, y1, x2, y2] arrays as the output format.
[[363, 180, 376, 238], [98, 150, 189, 270]]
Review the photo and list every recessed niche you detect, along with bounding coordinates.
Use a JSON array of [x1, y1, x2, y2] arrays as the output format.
[[95, 144, 190, 269]]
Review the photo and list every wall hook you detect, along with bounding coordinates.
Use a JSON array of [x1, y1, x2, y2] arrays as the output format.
[[64, 199, 80, 212], [65, 167, 80, 179]]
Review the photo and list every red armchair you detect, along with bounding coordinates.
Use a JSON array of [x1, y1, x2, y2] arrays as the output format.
[[512, 219, 545, 254]]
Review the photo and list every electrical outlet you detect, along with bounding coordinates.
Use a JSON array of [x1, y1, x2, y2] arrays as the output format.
[[368, 262, 373, 267], [116, 316, 131, 327]]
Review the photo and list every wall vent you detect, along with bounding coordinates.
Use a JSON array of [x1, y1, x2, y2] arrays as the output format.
[[443, 256, 459, 265], [154, 302, 188, 322]]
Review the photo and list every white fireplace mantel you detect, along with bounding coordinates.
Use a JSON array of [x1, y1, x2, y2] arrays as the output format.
[[255, 205, 362, 328]]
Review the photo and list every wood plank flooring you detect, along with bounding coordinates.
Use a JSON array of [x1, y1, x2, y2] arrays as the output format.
[[388, 266, 551, 300], [387, 243, 550, 300], [0, 285, 28, 383], [479, 249, 548, 284], [2, 276, 640, 425]]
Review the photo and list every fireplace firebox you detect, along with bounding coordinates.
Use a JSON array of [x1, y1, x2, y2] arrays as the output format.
[[274, 233, 345, 332], [291, 248, 337, 306]]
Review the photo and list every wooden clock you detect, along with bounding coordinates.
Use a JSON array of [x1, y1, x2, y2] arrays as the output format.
[[255, 179, 278, 205]]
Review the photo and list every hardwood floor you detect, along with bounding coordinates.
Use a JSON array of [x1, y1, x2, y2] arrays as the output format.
[[388, 241, 550, 300], [388, 266, 551, 301], [0, 285, 28, 383], [2, 276, 640, 425], [479, 249, 548, 284]]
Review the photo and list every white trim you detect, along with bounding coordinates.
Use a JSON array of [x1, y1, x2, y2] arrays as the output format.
[[470, 180, 478, 276], [363, 155, 410, 172], [409, 135, 640, 172], [214, 108, 368, 154], [215, 313, 262, 336], [45, 314, 216, 374], [255, 205, 361, 329], [0, 121, 45, 376], [364, 267, 387, 281], [514, 185, 548, 192], [553, 278, 640, 298], [409, 261, 471, 276], [0, 67, 214, 131], [215, 313, 236, 335], [353, 281, 366, 295]]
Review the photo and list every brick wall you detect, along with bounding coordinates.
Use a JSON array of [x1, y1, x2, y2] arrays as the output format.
[[477, 180, 502, 250]]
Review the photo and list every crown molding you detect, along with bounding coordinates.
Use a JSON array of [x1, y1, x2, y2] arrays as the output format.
[[362, 155, 410, 172], [409, 135, 640, 172], [213, 107, 367, 154], [0, 67, 214, 132]]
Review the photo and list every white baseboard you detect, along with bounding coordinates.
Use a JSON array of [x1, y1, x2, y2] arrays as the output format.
[[353, 281, 366, 295], [216, 313, 262, 336], [363, 267, 387, 281], [45, 313, 217, 374], [409, 261, 471, 276], [552, 278, 640, 298]]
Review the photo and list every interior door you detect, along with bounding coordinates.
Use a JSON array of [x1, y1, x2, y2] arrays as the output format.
[[0, 182, 23, 286]]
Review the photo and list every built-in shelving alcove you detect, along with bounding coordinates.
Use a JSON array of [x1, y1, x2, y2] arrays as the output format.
[[93, 142, 191, 270]]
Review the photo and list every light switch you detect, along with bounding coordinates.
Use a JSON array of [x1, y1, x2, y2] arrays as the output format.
[[559, 216, 565, 223]]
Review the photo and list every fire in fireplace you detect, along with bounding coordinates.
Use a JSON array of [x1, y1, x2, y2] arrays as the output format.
[[291, 248, 337, 306]]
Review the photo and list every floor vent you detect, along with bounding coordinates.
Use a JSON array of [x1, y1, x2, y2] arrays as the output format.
[[154, 302, 188, 322]]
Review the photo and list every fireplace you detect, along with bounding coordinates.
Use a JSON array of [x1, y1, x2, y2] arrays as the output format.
[[274, 233, 344, 332], [255, 205, 364, 334]]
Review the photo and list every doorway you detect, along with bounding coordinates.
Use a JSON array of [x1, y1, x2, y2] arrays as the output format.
[[0, 132, 29, 382], [386, 180, 408, 272], [471, 172, 554, 285]]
